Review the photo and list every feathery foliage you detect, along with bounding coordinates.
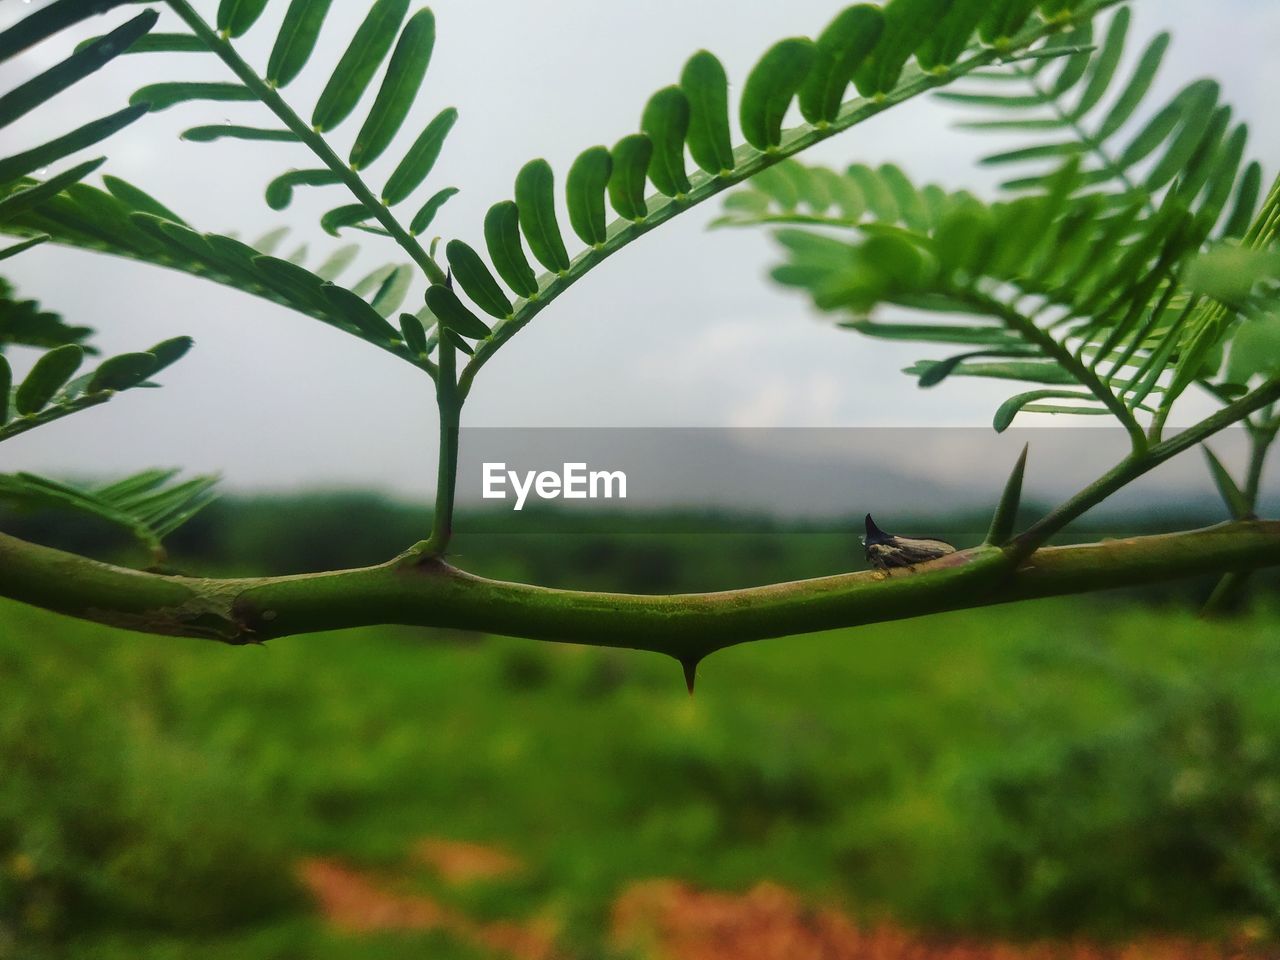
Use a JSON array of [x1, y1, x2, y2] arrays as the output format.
[[0, 278, 193, 442], [0, 469, 218, 559], [726, 7, 1274, 451]]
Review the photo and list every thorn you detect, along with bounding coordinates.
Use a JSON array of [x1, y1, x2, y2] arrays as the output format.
[[681, 658, 699, 696]]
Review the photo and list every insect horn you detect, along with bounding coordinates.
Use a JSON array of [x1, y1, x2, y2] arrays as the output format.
[[864, 514, 892, 545]]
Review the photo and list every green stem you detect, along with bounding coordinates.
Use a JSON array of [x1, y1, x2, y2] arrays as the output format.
[[422, 335, 460, 556], [1, 521, 1277, 655], [163, 0, 445, 285], [456, 0, 1126, 400], [1015, 378, 1280, 555]]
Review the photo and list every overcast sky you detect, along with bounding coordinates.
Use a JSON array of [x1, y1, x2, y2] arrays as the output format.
[[0, 0, 1276, 498]]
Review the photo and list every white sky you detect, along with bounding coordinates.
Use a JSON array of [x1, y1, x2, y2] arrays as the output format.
[[0, 0, 1276, 497]]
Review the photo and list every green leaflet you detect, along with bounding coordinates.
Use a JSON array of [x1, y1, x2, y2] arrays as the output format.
[[129, 82, 254, 112], [87, 353, 158, 393], [641, 86, 691, 197], [608, 134, 652, 222], [740, 38, 815, 152], [934, 204, 995, 275], [799, 5, 884, 125], [425, 284, 492, 340], [254, 228, 288, 254], [96, 469, 181, 504], [1193, 123, 1247, 226], [1048, 23, 1094, 97], [447, 240, 513, 320], [350, 9, 436, 169], [845, 164, 898, 221], [878, 164, 928, 231], [370, 266, 411, 316], [909, 357, 1076, 387], [321, 284, 401, 342], [0, 356, 9, 423], [0, 104, 146, 183], [846, 320, 1020, 346], [102, 176, 185, 225], [1072, 7, 1128, 117], [410, 186, 458, 236], [182, 125, 300, 142], [314, 244, 359, 280], [993, 390, 1096, 432], [781, 164, 828, 208], [1223, 163, 1262, 240], [148, 336, 194, 372], [382, 107, 457, 205], [484, 200, 539, 299], [217, 0, 270, 39], [1144, 82, 1221, 189], [265, 169, 342, 210], [130, 213, 210, 262], [1095, 32, 1169, 140], [350, 263, 396, 298], [0, 474, 129, 530], [320, 204, 373, 236], [855, 0, 948, 97], [744, 163, 801, 209], [916, 0, 987, 72], [16, 344, 82, 415], [515, 159, 570, 273], [680, 51, 734, 175], [80, 33, 207, 54], [980, 142, 1084, 166], [0, 0, 134, 64], [1118, 80, 1213, 170], [267, 0, 334, 87], [311, 0, 409, 132], [0, 158, 104, 226], [978, 0, 1038, 44], [399, 312, 428, 356], [443, 330, 473, 355], [0, 10, 156, 131], [813, 166, 866, 219], [566, 146, 613, 247], [252, 254, 327, 309]]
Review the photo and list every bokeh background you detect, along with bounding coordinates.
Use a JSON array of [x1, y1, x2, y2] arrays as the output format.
[[2, 1, 1279, 957]]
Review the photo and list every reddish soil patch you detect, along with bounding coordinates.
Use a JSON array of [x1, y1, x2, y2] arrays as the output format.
[[610, 880, 1264, 960], [298, 857, 555, 960], [414, 836, 526, 885]]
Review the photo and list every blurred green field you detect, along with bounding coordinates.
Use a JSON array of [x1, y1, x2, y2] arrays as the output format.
[[4, 585, 1280, 958]]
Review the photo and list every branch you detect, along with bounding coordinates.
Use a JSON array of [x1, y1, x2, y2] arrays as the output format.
[[2, 521, 1277, 664], [1016, 377, 1280, 554]]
